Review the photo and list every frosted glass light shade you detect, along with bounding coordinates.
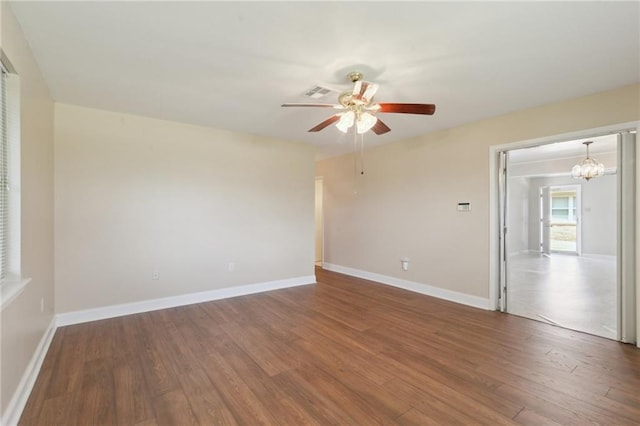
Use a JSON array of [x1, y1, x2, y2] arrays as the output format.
[[356, 112, 377, 134], [335, 111, 355, 133]]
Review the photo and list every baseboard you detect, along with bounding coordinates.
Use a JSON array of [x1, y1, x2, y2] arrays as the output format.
[[323, 263, 490, 310], [580, 253, 616, 260], [509, 249, 539, 257], [56, 275, 316, 327], [2, 316, 57, 426]]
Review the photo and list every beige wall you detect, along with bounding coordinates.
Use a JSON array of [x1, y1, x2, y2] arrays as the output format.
[[316, 84, 639, 299], [0, 4, 55, 417], [55, 103, 315, 313]]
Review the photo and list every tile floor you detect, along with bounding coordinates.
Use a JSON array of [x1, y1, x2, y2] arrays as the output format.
[[507, 252, 617, 340]]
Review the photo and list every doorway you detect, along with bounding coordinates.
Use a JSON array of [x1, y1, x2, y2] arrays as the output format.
[[540, 185, 581, 255], [314, 177, 323, 266], [498, 133, 626, 340]]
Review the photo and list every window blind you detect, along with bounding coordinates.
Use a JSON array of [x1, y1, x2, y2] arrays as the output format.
[[0, 66, 8, 281]]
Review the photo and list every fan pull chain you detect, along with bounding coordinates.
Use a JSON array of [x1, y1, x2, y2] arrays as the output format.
[[353, 127, 358, 181], [359, 132, 365, 175], [352, 127, 366, 194]]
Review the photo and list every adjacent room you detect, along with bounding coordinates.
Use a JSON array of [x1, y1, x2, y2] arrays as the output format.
[[505, 135, 619, 339], [1, 2, 639, 425]]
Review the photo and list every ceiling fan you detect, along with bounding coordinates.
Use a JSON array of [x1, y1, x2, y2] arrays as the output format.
[[281, 71, 436, 135]]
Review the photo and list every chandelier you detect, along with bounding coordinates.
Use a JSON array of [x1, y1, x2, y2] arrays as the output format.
[[571, 141, 604, 181]]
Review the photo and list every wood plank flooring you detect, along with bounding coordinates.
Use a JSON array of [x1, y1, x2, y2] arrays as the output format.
[[19, 267, 640, 425]]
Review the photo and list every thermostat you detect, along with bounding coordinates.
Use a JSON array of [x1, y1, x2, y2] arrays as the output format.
[[457, 202, 471, 212]]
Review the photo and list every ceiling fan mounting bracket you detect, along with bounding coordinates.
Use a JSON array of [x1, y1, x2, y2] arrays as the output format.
[[347, 71, 363, 83]]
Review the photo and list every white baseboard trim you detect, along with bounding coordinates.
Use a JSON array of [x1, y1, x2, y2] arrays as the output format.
[[323, 263, 490, 310], [56, 275, 316, 327], [2, 316, 57, 426], [580, 253, 616, 260], [509, 249, 539, 257]]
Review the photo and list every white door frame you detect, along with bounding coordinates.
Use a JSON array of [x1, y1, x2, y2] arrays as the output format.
[[540, 186, 551, 256], [314, 176, 324, 266], [489, 121, 640, 346], [498, 151, 508, 312], [619, 132, 636, 343]]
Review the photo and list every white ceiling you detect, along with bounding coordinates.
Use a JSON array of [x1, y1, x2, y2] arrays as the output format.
[[508, 133, 619, 164], [8, 1, 640, 159]]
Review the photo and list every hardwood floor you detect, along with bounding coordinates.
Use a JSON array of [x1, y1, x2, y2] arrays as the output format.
[[20, 267, 640, 425]]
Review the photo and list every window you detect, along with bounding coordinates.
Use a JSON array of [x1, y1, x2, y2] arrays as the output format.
[[1, 63, 9, 280], [0, 53, 27, 310], [551, 192, 577, 222]]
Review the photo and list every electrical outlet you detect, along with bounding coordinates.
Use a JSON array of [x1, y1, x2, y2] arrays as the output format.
[[401, 258, 410, 271], [152, 271, 160, 280]]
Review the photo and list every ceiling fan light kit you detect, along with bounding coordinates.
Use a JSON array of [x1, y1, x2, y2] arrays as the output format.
[[571, 141, 605, 181]]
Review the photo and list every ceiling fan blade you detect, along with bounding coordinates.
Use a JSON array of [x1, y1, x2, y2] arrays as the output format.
[[353, 81, 377, 101], [371, 118, 391, 135], [281, 103, 341, 108], [352, 81, 363, 97], [378, 103, 436, 115], [308, 115, 340, 132], [362, 83, 379, 102]]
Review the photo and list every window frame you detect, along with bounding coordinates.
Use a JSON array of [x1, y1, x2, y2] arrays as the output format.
[[0, 51, 30, 311]]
